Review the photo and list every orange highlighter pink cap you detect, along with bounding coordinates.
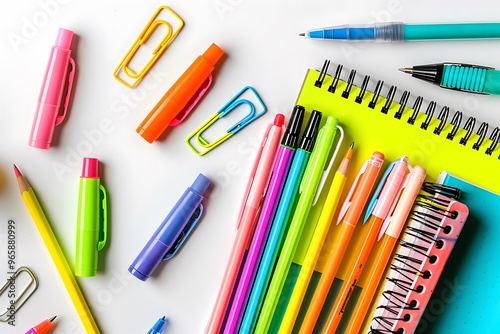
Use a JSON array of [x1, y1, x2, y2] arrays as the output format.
[[137, 43, 225, 143], [29, 28, 76, 149]]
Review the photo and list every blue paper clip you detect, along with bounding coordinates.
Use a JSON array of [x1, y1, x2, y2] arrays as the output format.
[[186, 86, 267, 156]]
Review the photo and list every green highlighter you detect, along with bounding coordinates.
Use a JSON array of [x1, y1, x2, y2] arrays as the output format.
[[255, 116, 344, 333], [75, 157, 108, 277]]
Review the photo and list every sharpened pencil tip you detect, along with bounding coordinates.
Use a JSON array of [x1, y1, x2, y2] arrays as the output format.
[[49, 316, 57, 322], [13, 164, 21, 178], [299, 33, 305, 36], [350, 142, 354, 148]]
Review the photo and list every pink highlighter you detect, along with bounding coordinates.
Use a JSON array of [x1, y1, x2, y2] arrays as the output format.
[[29, 28, 76, 149]]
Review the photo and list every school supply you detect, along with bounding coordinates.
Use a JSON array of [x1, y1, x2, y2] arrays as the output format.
[[25, 316, 56, 334], [186, 86, 267, 155], [416, 172, 500, 333], [223, 106, 303, 333], [205, 115, 284, 334], [368, 183, 469, 334], [137, 43, 224, 143], [239, 111, 322, 333], [268, 60, 499, 333], [30, 28, 75, 149], [129, 174, 212, 281], [346, 166, 426, 334], [147, 316, 167, 334], [279, 142, 353, 333], [321, 156, 409, 333], [300, 21, 500, 41], [13, 165, 100, 333], [299, 151, 384, 333], [255, 116, 344, 333], [399, 62, 500, 95], [113, 6, 183, 88], [0, 267, 38, 322], [75, 158, 108, 277]]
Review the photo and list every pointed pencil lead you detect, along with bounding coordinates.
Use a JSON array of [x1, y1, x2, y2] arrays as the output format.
[[299, 33, 305, 36]]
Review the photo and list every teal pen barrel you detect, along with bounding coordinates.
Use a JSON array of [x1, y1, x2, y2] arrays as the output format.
[[404, 23, 500, 40], [440, 64, 500, 95], [75, 178, 101, 277], [484, 70, 500, 95]]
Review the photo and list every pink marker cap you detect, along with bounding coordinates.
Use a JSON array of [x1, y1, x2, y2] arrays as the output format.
[[56, 28, 74, 49], [82, 158, 99, 178]]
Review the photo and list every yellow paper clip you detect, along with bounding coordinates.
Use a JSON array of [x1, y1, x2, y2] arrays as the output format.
[[113, 6, 184, 88], [0, 267, 38, 322], [186, 86, 267, 156]]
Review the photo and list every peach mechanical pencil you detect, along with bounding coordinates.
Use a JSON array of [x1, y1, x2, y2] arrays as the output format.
[[239, 110, 322, 333], [14, 165, 100, 333], [26, 316, 57, 334], [278, 142, 354, 333], [223, 106, 304, 333], [322, 156, 409, 334], [299, 151, 384, 333], [204, 114, 284, 334], [255, 116, 343, 333], [345, 165, 426, 334], [29, 28, 75, 149]]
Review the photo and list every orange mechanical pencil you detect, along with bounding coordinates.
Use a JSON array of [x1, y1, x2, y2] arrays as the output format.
[[300, 151, 384, 333], [345, 165, 426, 334], [322, 156, 409, 334], [137, 43, 224, 143]]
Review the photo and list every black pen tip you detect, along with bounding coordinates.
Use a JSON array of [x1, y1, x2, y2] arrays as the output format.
[[350, 142, 354, 148], [49, 315, 57, 322], [399, 67, 412, 74], [299, 33, 305, 36]]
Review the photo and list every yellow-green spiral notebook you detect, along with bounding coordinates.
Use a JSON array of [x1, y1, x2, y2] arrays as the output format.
[[268, 60, 500, 333]]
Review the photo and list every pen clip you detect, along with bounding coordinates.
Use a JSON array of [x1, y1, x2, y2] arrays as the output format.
[[55, 57, 76, 126], [97, 184, 108, 251], [363, 160, 396, 223], [163, 204, 204, 261], [337, 159, 368, 224], [170, 75, 213, 126], [377, 164, 413, 240], [236, 121, 273, 228], [312, 124, 344, 205]]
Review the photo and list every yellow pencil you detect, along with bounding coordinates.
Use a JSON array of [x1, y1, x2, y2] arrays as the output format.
[[278, 143, 353, 333], [14, 165, 100, 334]]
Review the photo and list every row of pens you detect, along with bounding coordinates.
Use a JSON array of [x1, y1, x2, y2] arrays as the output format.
[[204, 105, 430, 334]]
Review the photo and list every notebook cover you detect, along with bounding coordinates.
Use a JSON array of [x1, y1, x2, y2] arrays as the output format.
[[418, 172, 500, 333], [269, 67, 500, 333]]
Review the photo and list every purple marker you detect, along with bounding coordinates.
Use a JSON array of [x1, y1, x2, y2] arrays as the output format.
[[129, 173, 212, 281], [223, 106, 305, 333]]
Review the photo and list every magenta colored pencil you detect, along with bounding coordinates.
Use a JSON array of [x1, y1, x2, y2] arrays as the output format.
[[222, 106, 304, 334]]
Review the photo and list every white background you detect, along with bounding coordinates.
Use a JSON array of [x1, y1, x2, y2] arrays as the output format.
[[1, 1, 500, 333]]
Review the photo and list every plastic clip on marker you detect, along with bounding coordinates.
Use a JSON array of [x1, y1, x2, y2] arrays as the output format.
[[186, 86, 267, 156], [239, 110, 322, 333], [205, 114, 284, 334], [29, 28, 75, 149], [255, 116, 343, 333], [223, 106, 304, 333], [75, 158, 108, 277], [129, 174, 212, 281], [299, 151, 384, 333], [113, 6, 184, 88], [399, 62, 500, 95], [137, 43, 224, 143]]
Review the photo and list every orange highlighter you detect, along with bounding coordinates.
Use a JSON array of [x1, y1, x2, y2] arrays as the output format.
[[300, 151, 384, 333], [345, 165, 426, 334], [137, 43, 224, 143]]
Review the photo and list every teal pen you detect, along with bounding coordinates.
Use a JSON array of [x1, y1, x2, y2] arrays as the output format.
[[147, 316, 166, 334], [239, 110, 322, 334], [399, 62, 500, 95], [300, 22, 500, 41], [255, 116, 343, 333]]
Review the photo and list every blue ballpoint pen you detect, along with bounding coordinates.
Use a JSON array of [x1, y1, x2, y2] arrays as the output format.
[[300, 22, 500, 41], [239, 110, 322, 333], [148, 316, 167, 334], [129, 174, 212, 281]]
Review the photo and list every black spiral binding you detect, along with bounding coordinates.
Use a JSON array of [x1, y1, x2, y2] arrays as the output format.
[[316, 59, 500, 159], [368, 183, 461, 334]]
